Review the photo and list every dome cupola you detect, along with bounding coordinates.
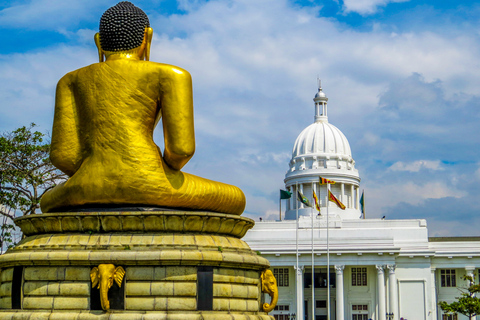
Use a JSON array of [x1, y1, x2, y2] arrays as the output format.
[[283, 82, 361, 220]]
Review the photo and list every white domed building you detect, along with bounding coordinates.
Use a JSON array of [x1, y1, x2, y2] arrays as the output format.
[[243, 84, 480, 320], [284, 85, 361, 220]]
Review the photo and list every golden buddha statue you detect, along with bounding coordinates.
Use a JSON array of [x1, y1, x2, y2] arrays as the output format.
[[40, 1, 245, 215]]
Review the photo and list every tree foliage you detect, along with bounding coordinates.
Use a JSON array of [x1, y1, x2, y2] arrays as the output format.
[[0, 124, 67, 218], [439, 275, 480, 320]]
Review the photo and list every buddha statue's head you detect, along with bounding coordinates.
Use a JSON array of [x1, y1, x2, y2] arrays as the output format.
[[95, 1, 153, 62]]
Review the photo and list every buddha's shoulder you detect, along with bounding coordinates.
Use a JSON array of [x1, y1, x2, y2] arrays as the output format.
[[58, 61, 191, 81], [140, 61, 191, 76]]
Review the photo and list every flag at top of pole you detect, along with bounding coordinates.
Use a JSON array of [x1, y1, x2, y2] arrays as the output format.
[[313, 191, 320, 211], [297, 191, 312, 207], [360, 191, 365, 213], [328, 190, 346, 210], [319, 177, 336, 184], [280, 189, 292, 199]]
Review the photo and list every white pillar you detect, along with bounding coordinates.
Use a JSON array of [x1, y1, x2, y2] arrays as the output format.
[[296, 265, 304, 320], [356, 187, 360, 209], [466, 266, 475, 286], [466, 267, 476, 320], [341, 183, 345, 204], [430, 268, 437, 320], [377, 265, 386, 320], [387, 265, 397, 320], [290, 185, 295, 211], [335, 265, 345, 320], [350, 184, 354, 208]]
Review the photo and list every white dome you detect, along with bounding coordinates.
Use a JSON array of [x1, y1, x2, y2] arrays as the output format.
[[283, 83, 361, 221], [292, 121, 352, 159]]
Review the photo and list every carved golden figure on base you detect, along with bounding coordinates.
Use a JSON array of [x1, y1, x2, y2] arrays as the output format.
[[40, 1, 245, 215], [261, 269, 278, 313], [90, 264, 125, 311]]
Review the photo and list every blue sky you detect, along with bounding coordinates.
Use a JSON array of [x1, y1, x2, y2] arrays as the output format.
[[1, 0, 480, 236]]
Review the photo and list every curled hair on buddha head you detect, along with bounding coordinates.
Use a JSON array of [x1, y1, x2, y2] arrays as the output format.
[[99, 1, 150, 52]]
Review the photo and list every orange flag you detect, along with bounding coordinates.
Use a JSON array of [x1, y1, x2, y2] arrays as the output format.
[[328, 190, 346, 210]]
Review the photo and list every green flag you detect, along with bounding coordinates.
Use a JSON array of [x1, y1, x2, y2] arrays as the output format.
[[360, 191, 364, 214], [280, 189, 292, 199], [297, 190, 311, 207]]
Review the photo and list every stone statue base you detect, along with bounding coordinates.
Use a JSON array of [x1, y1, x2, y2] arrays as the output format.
[[0, 211, 273, 319]]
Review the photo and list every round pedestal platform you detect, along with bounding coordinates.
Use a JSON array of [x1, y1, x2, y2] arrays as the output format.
[[0, 211, 273, 320]]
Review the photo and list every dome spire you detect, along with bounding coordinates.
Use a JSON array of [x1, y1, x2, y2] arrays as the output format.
[[313, 79, 328, 123]]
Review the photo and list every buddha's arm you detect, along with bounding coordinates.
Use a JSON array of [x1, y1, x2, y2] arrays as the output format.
[[50, 73, 82, 176], [161, 66, 195, 171]]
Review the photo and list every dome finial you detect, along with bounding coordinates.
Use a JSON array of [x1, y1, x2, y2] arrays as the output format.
[[314, 78, 328, 122]]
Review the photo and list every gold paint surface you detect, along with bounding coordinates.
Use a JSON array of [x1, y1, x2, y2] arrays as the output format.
[[261, 269, 278, 313], [40, 29, 245, 215], [90, 264, 125, 311]]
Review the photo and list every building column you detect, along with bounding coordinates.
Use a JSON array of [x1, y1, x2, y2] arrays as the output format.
[[377, 265, 386, 320], [290, 185, 295, 210], [465, 267, 476, 320], [387, 265, 397, 320], [356, 187, 360, 209], [296, 265, 304, 320], [335, 265, 345, 320], [430, 268, 437, 320], [341, 183, 345, 204], [350, 184, 354, 208], [466, 266, 475, 285]]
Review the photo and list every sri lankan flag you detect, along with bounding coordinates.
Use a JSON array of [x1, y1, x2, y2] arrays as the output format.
[[313, 191, 320, 211], [328, 190, 346, 210], [319, 177, 336, 185], [297, 191, 311, 207]]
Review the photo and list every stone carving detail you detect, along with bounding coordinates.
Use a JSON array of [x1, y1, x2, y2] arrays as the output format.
[[295, 265, 304, 275], [386, 264, 396, 273], [261, 269, 278, 313], [90, 264, 126, 311], [376, 265, 385, 274], [335, 265, 345, 274]]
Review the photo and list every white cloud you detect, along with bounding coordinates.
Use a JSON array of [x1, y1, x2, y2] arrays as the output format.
[[389, 160, 444, 172], [364, 181, 467, 218], [2, 0, 480, 236], [342, 0, 410, 15]]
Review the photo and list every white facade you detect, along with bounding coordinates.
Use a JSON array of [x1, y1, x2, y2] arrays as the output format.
[[243, 85, 480, 320]]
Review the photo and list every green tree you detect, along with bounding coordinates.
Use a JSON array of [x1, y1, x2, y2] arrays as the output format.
[[439, 275, 480, 320], [0, 124, 67, 218]]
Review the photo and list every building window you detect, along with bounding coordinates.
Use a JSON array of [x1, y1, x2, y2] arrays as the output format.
[[274, 268, 289, 287], [273, 305, 291, 320], [441, 269, 456, 287], [352, 268, 367, 286], [304, 271, 336, 288], [274, 305, 290, 311], [442, 314, 458, 320], [316, 300, 327, 308], [352, 304, 368, 320]]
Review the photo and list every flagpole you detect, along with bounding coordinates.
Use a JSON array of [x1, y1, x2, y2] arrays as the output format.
[[327, 182, 330, 320], [295, 182, 300, 319], [311, 183, 315, 320]]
